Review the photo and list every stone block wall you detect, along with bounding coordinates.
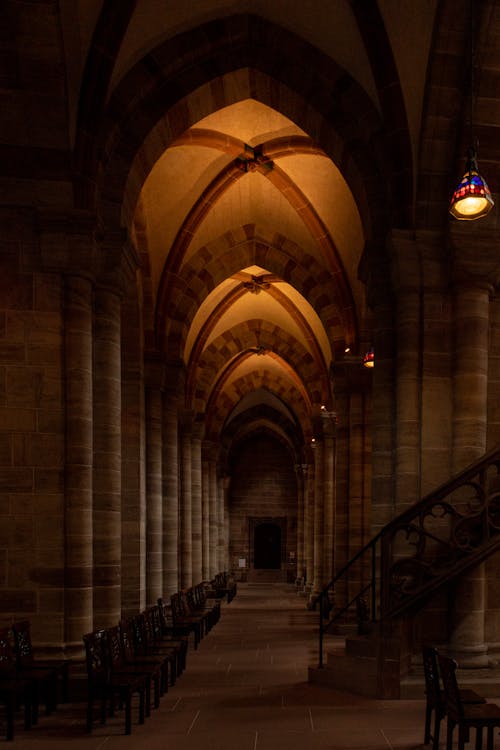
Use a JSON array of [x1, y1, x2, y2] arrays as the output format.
[[0, 210, 65, 646], [228, 434, 297, 580]]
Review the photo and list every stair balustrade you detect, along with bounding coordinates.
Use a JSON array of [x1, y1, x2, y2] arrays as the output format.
[[312, 446, 500, 668]]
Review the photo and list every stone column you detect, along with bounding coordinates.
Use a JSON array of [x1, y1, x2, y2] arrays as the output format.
[[93, 283, 122, 628], [201, 443, 211, 581], [191, 419, 203, 584], [390, 231, 422, 513], [449, 278, 491, 667], [206, 443, 218, 578], [304, 463, 314, 591], [295, 464, 305, 581], [179, 412, 193, 588], [64, 273, 94, 652], [322, 411, 336, 584], [145, 360, 163, 605], [366, 264, 395, 536], [311, 433, 324, 598], [218, 476, 228, 572], [162, 378, 180, 596]]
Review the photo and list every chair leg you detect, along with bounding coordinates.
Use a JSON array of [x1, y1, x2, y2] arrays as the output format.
[[138, 688, 145, 725], [124, 693, 132, 735], [474, 726, 483, 750], [424, 702, 432, 744], [447, 718, 454, 750], [486, 726, 494, 750], [433, 711, 441, 750]]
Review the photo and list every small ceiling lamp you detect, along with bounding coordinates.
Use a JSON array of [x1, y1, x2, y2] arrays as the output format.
[[363, 347, 374, 368], [449, 0, 494, 221], [449, 146, 493, 220]]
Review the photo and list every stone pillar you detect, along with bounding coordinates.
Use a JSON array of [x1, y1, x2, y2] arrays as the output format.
[[390, 232, 422, 513], [366, 264, 395, 536], [449, 279, 491, 667], [179, 412, 193, 588], [206, 443, 218, 578], [191, 420, 203, 584], [145, 361, 163, 605], [322, 411, 336, 584], [64, 274, 94, 652], [219, 476, 228, 572], [311, 434, 324, 598], [162, 378, 180, 596], [304, 463, 314, 590], [93, 283, 122, 628], [295, 464, 305, 581], [201, 443, 211, 581]]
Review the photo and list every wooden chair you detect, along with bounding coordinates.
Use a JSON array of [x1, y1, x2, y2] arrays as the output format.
[[0, 627, 54, 724], [187, 584, 220, 631], [170, 592, 204, 649], [107, 625, 157, 716], [12, 621, 70, 704], [422, 646, 485, 750], [0, 628, 35, 741], [438, 653, 500, 750], [83, 629, 146, 735], [157, 599, 188, 675], [120, 618, 168, 696], [131, 611, 178, 686]]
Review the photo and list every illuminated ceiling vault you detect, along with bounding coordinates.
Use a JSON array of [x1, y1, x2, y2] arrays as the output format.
[[64, 1, 445, 465], [132, 99, 365, 453]]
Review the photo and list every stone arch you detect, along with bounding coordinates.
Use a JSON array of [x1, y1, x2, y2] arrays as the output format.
[[161, 227, 354, 361], [206, 369, 311, 442], [188, 320, 329, 414], [85, 15, 402, 280]]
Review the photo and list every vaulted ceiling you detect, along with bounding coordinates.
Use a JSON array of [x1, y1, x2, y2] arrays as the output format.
[[57, 0, 498, 464]]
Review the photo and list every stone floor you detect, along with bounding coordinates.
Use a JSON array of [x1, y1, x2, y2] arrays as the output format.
[[3, 583, 441, 748]]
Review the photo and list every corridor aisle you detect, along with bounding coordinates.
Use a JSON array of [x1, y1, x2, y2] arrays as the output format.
[[103, 583, 426, 750], [10, 583, 428, 749]]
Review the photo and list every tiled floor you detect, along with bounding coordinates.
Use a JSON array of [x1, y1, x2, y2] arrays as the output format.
[[7, 583, 431, 748]]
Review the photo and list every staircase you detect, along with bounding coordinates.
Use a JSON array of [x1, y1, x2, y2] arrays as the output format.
[[309, 447, 500, 698]]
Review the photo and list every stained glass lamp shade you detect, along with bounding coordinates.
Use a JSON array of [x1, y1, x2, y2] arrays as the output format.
[[449, 148, 494, 220]]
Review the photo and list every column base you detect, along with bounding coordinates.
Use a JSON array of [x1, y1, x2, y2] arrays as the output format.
[[448, 642, 490, 668]]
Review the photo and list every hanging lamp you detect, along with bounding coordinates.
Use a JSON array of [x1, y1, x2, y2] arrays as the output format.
[[449, 0, 493, 221], [363, 347, 374, 368], [449, 146, 494, 220]]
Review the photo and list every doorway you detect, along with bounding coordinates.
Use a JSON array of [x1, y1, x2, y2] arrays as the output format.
[[254, 522, 282, 569]]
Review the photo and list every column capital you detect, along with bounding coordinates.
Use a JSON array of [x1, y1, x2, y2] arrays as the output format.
[[144, 353, 165, 390], [450, 221, 500, 289], [163, 359, 186, 399], [95, 230, 140, 296]]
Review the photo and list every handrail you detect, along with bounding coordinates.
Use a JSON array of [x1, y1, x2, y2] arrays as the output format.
[[314, 446, 500, 668]]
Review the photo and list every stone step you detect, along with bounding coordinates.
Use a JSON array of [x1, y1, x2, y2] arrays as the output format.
[[310, 647, 500, 700]]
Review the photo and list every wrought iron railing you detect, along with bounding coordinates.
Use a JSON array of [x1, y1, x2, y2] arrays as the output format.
[[313, 446, 500, 668]]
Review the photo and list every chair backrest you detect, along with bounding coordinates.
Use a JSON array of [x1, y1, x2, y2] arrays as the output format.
[[130, 613, 148, 655], [170, 593, 183, 621], [0, 627, 17, 676], [142, 608, 159, 649], [437, 654, 464, 722], [422, 646, 443, 709], [120, 620, 135, 661], [107, 626, 124, 670], [83, 629, 108, 684], [11, 621, 34, 668]]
